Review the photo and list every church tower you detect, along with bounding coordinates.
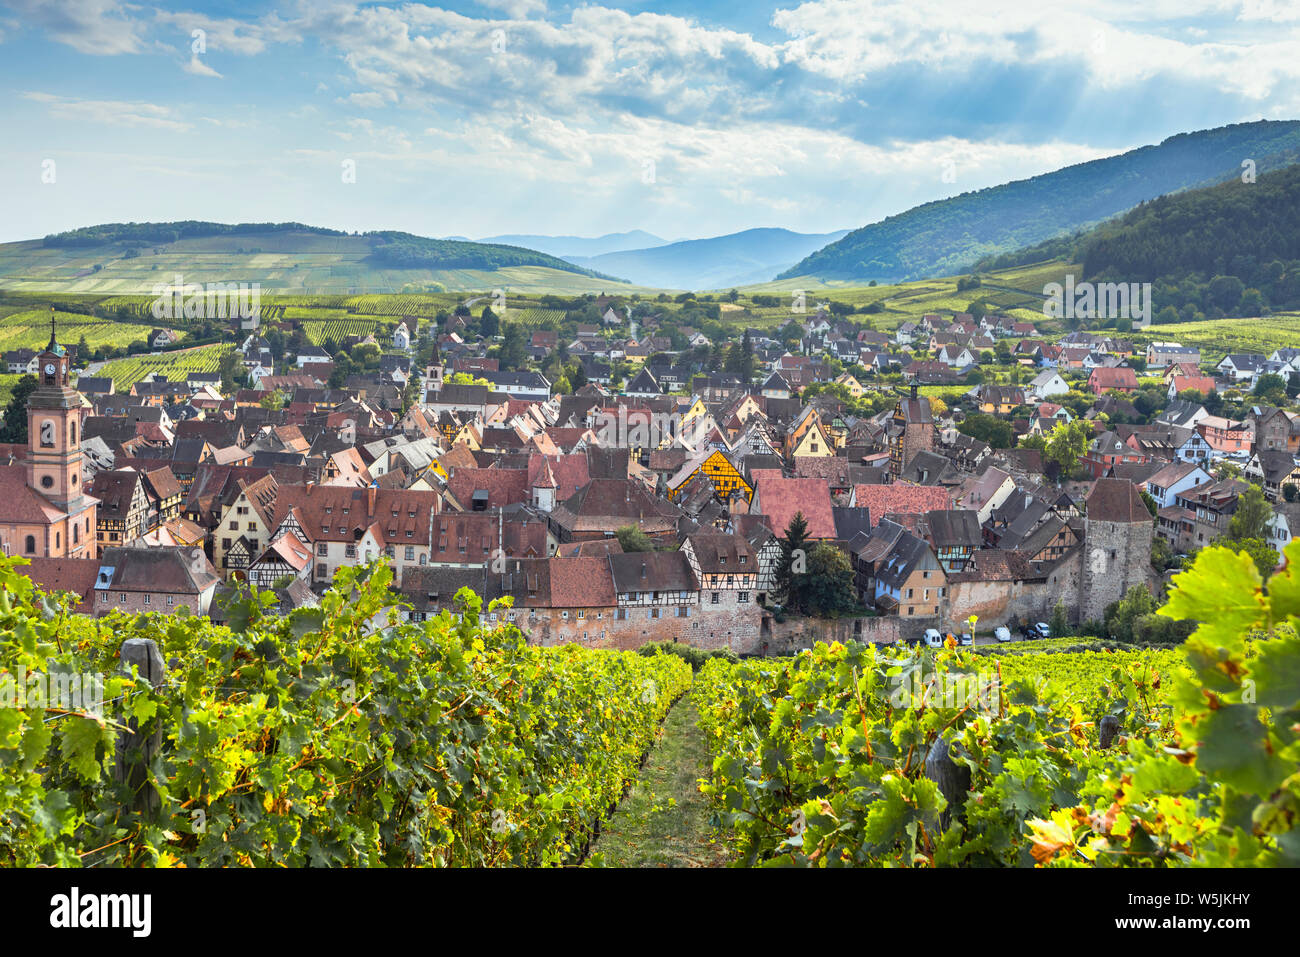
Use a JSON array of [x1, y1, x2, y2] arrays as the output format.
[[26, 317, 86, 511]]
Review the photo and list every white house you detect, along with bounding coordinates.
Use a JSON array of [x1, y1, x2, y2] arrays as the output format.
[[393, 322, 411, 351], [1144, 462, 1213, 510], [1028, 370, 1069, 401]]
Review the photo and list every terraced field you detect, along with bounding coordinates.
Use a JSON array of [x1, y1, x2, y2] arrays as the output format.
[[0, 309, 177, 352], [95, 343, 232, 390]]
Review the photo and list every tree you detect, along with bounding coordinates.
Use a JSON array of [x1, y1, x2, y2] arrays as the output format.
[[1253, 372, 1287, 405], [1048, 600, 1070, 638], [615, 525, 654, 552], [1227, 484, 1271, 541], [774, 512, 810, 610], [1105, 584, 1157, 642], [1043, 418, 1091, 480], [1215, 537, 1279, 578], [0, 374, 37, 444], [802, 543, 860, 617], [479, 306, 500, 339], [957, 412, 1013, 449], [499, 323, 528, 370]]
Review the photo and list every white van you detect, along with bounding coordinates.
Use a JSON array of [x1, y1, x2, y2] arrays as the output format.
[[994, 626, 1012, 643], [924, 628, 944, 648]]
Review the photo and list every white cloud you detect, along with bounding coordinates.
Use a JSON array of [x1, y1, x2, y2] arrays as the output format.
[[22, 91, 193, 131], [6, 0, 145, 54], [182, 53, 222, 78]]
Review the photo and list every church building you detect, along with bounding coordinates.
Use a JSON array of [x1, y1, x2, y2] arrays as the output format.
[[0, 325, 99, 560]]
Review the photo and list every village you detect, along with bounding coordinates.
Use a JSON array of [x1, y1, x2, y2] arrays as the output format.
[[2, 296, 1297, 656]]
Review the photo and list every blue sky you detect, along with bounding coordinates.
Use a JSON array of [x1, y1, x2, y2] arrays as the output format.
[[0, 0, 1297, 244]]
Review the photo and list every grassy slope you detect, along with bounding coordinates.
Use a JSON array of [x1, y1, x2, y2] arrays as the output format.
[[588, 695, 728, 868], [0, 235, 652, 296]]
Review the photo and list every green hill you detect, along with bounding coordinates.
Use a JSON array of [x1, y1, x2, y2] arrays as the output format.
[[781, 120, 1300, 284], [0, 221, 632, 295], [979, 162, 1300, 322]]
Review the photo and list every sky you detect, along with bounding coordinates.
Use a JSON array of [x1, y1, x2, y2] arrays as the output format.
[[0, 0, 1298, 244]]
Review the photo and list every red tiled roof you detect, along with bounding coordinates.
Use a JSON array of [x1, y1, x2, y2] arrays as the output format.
[[752, 476, 837, 539], [548, 556, 615, 607], [446, 467, 529, 509], [24, 557, 99, 613], [852, 483, 950, 523]]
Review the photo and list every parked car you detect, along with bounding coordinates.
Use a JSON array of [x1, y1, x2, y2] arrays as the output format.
[[994, 626, 1012, 643], [958, 632, 973, 646], [924, 628, 944, 648]]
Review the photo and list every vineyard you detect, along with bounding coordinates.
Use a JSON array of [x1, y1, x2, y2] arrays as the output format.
[[693, 544, 1298, 867], [0, 559, 691, 867], [95, 343, 232, 390], [0, 309, 180, 353], [1, 544, 1293, 868]]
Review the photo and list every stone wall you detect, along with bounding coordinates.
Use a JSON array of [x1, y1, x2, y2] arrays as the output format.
[[948, 549, 1082, 629], [759, 613, 925, 655]]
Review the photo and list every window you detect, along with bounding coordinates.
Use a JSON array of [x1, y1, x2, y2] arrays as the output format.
[[906, 588, 914, 599], [577, 609, 585, 619], [648, 608, 660, 619], [167, 596, 174, 606], [98, 592, 106, 602], [248, 523, 257, 532], [24, 535, 35, 554], [738, 592, 749, 602], [229, 522, 238, 530], [345, 544, 356, 558], [739, 555, 747, 564], [317, 543, 327, 556], [405, 546, 415, 561], [120, 593, 127, 603], [143, 595, 151, 604], [711, 592, 720, 604], [385, 545, 395, 559], [316, 563, 327, 578], [615, 608, 627, 620]]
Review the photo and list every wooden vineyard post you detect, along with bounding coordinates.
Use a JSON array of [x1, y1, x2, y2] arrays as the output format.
[[116, 638, 166, 817]]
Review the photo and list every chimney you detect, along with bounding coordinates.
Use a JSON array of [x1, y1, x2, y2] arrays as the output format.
[[366, 485, 376, 516]]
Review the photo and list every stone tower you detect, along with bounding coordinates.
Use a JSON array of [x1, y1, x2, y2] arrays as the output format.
[[887, 384, 935, 477], [1077, 478, 1153, 623], [26, 320, 87, 511]]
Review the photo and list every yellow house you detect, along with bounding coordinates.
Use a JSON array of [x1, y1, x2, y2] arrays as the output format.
[[834, 373, 865, 398], [789, 420, 833, 457], [667, 448, 752, 503], [785, 407, 832, 457]]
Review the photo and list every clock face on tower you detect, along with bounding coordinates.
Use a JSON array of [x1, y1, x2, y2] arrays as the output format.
[[44, 363, 55, 375]]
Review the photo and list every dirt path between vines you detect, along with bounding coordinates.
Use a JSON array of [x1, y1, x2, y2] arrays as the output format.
[[589, 695, 728, 868]]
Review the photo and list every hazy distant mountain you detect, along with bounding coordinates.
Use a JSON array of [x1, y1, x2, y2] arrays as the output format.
[[477, 230, 668, 259], [783, 119, 1300, 284], [565, 227, 852, 290]]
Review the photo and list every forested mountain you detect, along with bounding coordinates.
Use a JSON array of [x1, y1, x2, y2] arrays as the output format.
[[780, 120, 1300, 284], [981, 161, 1300, 322]]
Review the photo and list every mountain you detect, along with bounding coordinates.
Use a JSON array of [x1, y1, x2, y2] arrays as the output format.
[[0, 221, 633, 295], [565, 227, 851, 290], [983, 161, 1300, 321], [477, 230, 668, 259], [781, 120, 1300, 285]]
